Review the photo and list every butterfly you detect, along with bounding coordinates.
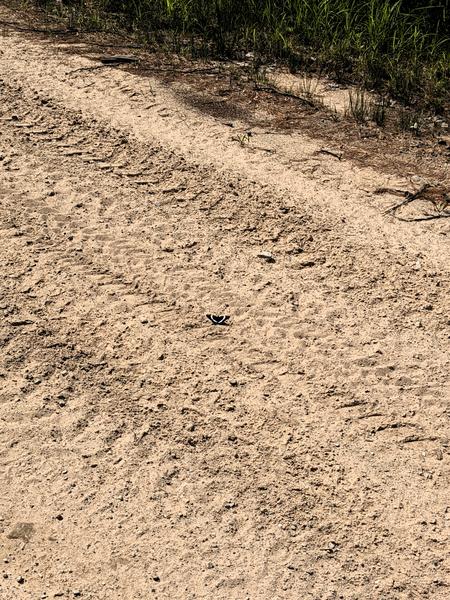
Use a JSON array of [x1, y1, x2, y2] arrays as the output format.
[[206, 314, 230, 326]]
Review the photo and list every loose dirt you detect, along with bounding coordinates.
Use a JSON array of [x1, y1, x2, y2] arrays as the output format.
[[0, 5, 449, 600]]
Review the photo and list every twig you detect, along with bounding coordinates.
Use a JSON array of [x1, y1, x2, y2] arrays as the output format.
[[336, 400, 366, 409], [375, 187, 409, 197], [374, 422, 417, 433], [384, 196, 416, 214], [316, 148, 343, 160], [67, 57, 138, 75], [139, 65, 220, 75], [357, 412, 384, 420], [400, 435, 438, 444], [377, 184, 450, 220], [67, 65, 113, 75], [254, 83, 317, 108], [0, 20, 74, 35], [383, 184, 430, 214], [250, 146, 275, 154], [396, 213, 450, 222]]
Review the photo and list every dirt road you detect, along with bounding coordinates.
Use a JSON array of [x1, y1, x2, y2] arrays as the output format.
[[0, 7, 449, 600]]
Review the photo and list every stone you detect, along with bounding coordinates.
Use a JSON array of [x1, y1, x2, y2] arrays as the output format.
[[6, 522, 35, 542], [257, 251, 275, 263]]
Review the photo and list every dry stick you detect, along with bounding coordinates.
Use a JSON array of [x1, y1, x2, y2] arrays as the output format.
[[396, 213, 450, 222], [207, 195, 226, 211], [250, 146, 276, 154], [381, 183, 450, 221], [400, 435, 439, 444], [0, 20, 73, 34], [383, 184, 430, 215], [67, 64, 115, 75], [374, 187, 408, 197], [0, 19, 140, 50], [254, 83, 317, 108], [139, 65, 220, 75], [88, 42, 142, 50], [67, 57, 139, 75], [317, 148, 343, 160]]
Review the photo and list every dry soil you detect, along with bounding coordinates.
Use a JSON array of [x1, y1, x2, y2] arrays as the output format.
[[0, 5, 449, 600]]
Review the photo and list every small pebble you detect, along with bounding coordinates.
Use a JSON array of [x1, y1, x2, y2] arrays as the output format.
[[298, 260, 315, 268], [17, 576, 25, 584], [257, 251, 275, 263]]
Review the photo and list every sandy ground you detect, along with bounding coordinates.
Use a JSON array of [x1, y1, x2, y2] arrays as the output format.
[[0, 5, 449, 600]]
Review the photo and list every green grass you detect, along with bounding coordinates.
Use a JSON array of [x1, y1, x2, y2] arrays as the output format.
[[37, 0, 449, 111]]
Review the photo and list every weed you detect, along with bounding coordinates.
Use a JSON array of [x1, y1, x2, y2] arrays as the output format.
[[347, 88, 371, 123], [296, 77, 321, 103], [370, 95, 389, 126], [232, 132, 251, 146], [347, 88, 392, 126]]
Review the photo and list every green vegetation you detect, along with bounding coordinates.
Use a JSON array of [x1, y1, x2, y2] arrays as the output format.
[[38, 0, 449, 111]]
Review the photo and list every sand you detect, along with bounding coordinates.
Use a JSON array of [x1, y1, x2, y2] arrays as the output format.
[[0, 5, 449, 599]]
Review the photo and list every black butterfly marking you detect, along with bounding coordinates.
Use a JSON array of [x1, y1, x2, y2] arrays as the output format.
[[206, 314, 230, 326]]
